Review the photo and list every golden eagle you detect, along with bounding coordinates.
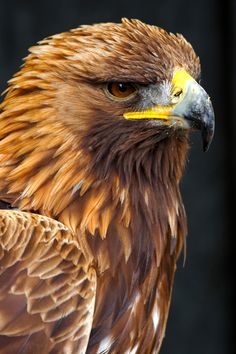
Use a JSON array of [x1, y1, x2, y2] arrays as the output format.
[[0, 19, 214, 353]]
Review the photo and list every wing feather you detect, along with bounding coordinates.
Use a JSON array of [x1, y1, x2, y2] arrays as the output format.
[[0, 210, 96, 354]]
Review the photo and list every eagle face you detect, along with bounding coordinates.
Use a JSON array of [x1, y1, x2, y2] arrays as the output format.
[[0, 19, 215, 354], [44, 19, 214, 160]]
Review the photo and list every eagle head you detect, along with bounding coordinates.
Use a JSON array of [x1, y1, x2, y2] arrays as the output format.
[[0, 18, 215, 210]]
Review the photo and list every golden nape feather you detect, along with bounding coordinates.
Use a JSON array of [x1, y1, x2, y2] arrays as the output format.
[[0, 19, 214, 353]]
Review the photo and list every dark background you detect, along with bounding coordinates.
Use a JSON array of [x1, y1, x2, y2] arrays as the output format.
[[0, 0, 235, 353]]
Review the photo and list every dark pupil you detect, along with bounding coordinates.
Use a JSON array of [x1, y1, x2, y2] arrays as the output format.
[[118, 83, 128, 92]]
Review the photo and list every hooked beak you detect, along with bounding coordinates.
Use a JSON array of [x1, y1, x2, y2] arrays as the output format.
[[123, 70, 215, 151]]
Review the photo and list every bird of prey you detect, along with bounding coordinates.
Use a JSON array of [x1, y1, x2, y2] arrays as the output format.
[[0, 19, 214, 354]]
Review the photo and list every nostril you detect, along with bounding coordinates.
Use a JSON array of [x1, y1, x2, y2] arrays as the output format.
[[171, 89, 183, 104], [174, 89, 183, 97]]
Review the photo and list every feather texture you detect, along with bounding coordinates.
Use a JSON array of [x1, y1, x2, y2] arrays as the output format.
[[0, 210, 96, 353], [0, 19, 200, 353]]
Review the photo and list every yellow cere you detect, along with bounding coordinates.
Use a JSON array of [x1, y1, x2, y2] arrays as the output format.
[[171, 69, 193, 93]]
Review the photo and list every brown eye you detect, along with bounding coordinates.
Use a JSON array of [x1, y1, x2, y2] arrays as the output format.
[[106, 82, 137, 100]]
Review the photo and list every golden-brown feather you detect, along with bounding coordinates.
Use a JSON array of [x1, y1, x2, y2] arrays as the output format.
[[0, 210, 96, 353], [0, 18, 197, 353]]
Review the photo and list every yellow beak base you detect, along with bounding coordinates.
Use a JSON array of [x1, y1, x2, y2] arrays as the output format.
[[122, 70, 215, 151], [123, 107, 174, 120], [123, 70, 194, 121]]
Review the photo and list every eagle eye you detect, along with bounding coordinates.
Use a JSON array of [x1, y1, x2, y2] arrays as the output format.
[[106, 82, 137, 100]]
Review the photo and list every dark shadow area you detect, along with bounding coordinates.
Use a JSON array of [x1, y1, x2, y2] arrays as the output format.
[[0, 0, 234, 353]]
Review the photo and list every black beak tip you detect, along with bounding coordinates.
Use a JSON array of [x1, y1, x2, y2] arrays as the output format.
[[202, 125, 215, 152]]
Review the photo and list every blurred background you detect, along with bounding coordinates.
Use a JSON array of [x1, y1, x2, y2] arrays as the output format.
[[0, 0, 235, 353]]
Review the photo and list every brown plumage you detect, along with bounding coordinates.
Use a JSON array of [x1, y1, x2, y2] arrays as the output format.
[[0, 19, 214, 353]]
